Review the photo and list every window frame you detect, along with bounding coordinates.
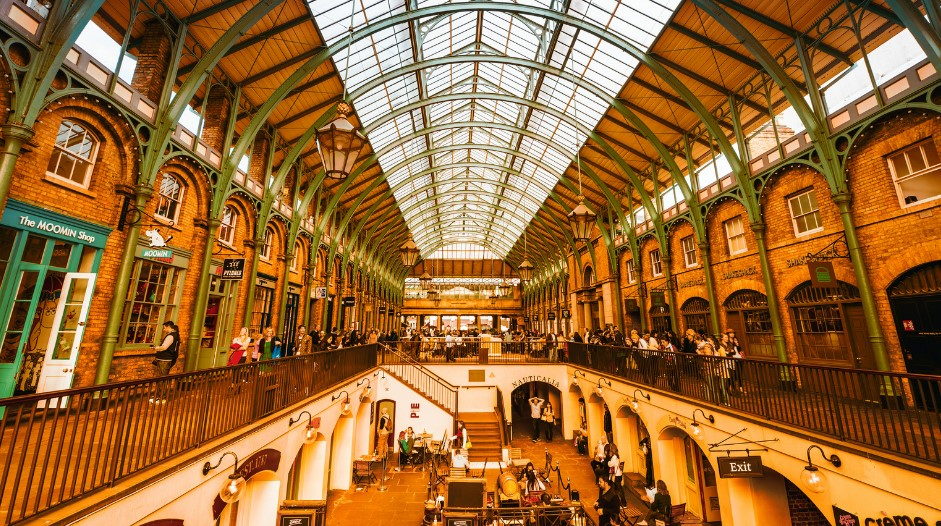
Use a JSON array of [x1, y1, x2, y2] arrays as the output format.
[[119, 259, 184, 347], [154, 173, 185, 224], [260, 228, 273, 261], [724, 216, 748, 255], [625, 258, 636, 284], [45, 119, 99, 189], [787, 189, 823, 237], [291, 242, 301, 272], [681, 235, 698, 267], [218, 206, 238, 246], [650, 249, 663, 277], [886, 139, 941, 207]]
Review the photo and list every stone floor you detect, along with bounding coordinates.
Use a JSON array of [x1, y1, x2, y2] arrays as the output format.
[[325, 418, 700, 525]]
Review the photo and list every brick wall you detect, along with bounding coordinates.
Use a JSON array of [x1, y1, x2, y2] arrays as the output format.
[[784, 480, 829, 526], [130, 20, 171, 103]]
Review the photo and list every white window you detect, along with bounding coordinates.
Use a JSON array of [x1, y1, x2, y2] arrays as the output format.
[[887, 140, 941, 206], [218, 206, 237, 245], [625, 258, 636, 283], [260, 228, 273, 260], [788, 189, 823, 236], [46, 120, 98, 188], [650, 249, 663, 277], [291, 242, 301, 272], [155, 174, 184, 223], [681, 236, 698, 267], [724, 216, 747, 255]]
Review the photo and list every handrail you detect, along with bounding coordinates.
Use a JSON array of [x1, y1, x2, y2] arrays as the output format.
[[0, 344, 378, 525], [567, 342, 941, 465], [379, 343, 459, 414], [495, 387, 508, 447]]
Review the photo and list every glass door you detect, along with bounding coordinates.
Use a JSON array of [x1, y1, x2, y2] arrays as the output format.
[[283, 292, 299, 353], [36, 273, 95, 405], [198, 277, 239, 369]]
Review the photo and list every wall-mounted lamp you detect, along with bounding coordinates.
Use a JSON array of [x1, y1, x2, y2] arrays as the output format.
[[596, 378, 612, 397], [288, 410, 318, 445], [573, 370, 587, 380], [202, 452, 246, 504], [801, 445, 841, 493], [631, 389, 650, 411], [690, 408, 714, 437], [374, 370, 386, 380], [332, 391, 351, 415], [356, 377, 372, 401]]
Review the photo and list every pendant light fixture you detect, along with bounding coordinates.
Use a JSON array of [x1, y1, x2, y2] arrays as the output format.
[[518, 230, 534, 282], [399, 233, 420, 267], [566, 96, 596, 242], [316, 3, 367, 180]]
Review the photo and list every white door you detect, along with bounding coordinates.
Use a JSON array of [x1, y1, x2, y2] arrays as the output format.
[[36, 273, 96, 404]]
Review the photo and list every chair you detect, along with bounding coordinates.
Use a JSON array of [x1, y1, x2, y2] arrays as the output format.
[[508, 448, 529, 475], [449, 467, 466, 478], [352, 460, 376, 485], [669, 503, 688, 525]]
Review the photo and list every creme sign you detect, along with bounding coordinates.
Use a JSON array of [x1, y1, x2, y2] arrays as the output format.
[[716, 455, 763, 478]]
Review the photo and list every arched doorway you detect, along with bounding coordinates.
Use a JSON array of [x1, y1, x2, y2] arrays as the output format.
[[650, 304, 671, 334], [285, 433, 329, 501], [786, 280, 873, 369], [657, 427, 719, 523], [680, 297, 710, 334], [613, 406, 652, 485], [888, 262, 941, 406], [330, 415, 355, 490], [724, 289, 775, 360], [511, 381, 563, 442]]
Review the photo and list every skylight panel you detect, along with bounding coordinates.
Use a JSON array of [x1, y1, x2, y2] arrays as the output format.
[[421, 12, 477, 59], [308, 0, 406, 45], [368, 111, 417, 152]]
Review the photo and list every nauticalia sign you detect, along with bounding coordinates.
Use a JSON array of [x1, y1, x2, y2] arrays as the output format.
[[512, 375, 560, 389]]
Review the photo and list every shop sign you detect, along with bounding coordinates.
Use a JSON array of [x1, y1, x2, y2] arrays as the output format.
[[213, 448, 281, 518], [679, 277, 705, 289], [720, 267, 757, 280], [833, 506, 860, 526], [142, 249, 172, 259], [809, 261, 836, 289], [561, 309, 571, 319], [342, 296, 355, 306], [523, 316, 530, 323], [624, 299, 639, 313], [2, 199, 111, 248], [650, 291, 666, 307], [511, 375, 560, 389], [221, 258, 245, 280], [313, 287, 327, 299], [903, 320, 915, 332], [410, 402, 420, 418], [716, 456, 763, 478], [835, 506, 937, 526], [547, 312, 556, 320], [378, 306, 386, 314]]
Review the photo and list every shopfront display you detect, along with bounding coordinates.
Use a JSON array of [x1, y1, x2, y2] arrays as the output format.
[[196, 273, 239, 370], [0, 200, 110, 398]]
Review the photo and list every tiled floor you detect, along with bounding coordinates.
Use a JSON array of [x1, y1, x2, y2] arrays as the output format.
[[326, 419, 668, 525]]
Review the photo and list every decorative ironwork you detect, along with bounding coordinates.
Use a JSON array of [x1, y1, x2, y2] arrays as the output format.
[[801, 233, 850, 264], [116, 194, 173, 232]]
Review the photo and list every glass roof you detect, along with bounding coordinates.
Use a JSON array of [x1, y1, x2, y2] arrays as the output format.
[[308, 0, 682, 257]]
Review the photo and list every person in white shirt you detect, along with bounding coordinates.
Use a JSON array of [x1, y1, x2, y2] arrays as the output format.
[[528, 396, 544, 442], [445, 330, 455, 362]]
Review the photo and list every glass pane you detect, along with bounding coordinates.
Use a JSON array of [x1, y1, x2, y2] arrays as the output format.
[[0, 332, 23, 363], [909, 148, 927, 173], [49, 241, 72, 268], [52, 332, 76, 360], [78, 245, 96, 272], [22, 234, 47, 264], [891, 154, 910, 178]]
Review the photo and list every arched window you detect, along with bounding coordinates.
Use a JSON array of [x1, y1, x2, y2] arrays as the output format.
[[155, 174, 184, 223], [291, 241, 301, 271], [46, 119, 98, 188], [680, 297, 710, 334], [260, 228, 273, 260], [583, 266, 594, 286], [218, 206, 238, 245]]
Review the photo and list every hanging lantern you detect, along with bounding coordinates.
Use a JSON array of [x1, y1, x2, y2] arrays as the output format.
[[419, 272, 433, 289], [568, 196, 596, 242], [489, 294, 499, 306], [316, 102, 367, 180], [497, 281, 512, 297], [518, 259, 534, 282], [399, 234, 420, 267]]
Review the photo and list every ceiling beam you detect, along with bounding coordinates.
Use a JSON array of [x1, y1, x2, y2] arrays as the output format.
[[183, 0, 251, 24]]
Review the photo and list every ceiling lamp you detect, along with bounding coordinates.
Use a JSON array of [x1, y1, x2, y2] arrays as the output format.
[[419, 272, 433, 289], [518, 230, 534, 282], [498, 281, 512, 297], [399, 234, 420, 267], [567, 97, 596, 242]]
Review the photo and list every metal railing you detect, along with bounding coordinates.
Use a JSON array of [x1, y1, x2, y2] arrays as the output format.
[[441, 504, 595, 525], [567, 342, 941, 465], [387, 337, 562, 364], [0, 344, 377, 525], [379, 344, 459, 414]]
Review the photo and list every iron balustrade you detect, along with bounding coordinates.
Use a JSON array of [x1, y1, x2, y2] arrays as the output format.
[[566, 342, 941, 465], [0, 344, 377, 525], [387, 337, 561, 364], [378, 344, 459, 414], [441, 504, 595, 525]]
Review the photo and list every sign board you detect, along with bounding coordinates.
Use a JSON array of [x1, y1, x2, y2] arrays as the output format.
[[378, 306, 386, 314], [213, 449, 282, 518], [313, 287, 327, 299], [624, 298, 639, 313], [832, 506, 859, 526], [716, 455, 764, 478], [342, 296, 356, 307], [2, 199, 111, 248], [547, 312, 556, 320], [808, 261, 836, 289], [277, 500, 327, 526], [561, 309, 571, 319], [523, 316, 530, 323], [650, 291, 666, 307], [903, 320, 915, 332], [142, 249, 173, 259], [221, 258, 245, 280]]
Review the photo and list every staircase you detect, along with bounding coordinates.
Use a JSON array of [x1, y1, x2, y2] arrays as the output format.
[[379, 344, 458, 413], [460, 413, 503, 463]]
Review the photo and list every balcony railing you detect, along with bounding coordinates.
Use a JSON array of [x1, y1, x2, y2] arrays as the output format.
[[0, 345, 377, 525], [387, 337, 562, 364], [566, 342, 941, 466]]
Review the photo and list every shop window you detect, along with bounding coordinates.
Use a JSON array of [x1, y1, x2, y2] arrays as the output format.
[[625, 259, 636, 283], [46, 120, 98, 189], [787, 281, 861, 364], [155, 174, 184, 223], [724, 216, 747, 255], [788, 189, 822, 236], [218, 206, 238, 245], [121, 260, 183, 345], [260, 228, 273, 260], [252, 285, 274, 332], [681, 297, 710, 334], [650, 249, 662, 277], [887, 140, 941, 206], [681, 235, 698, 267]]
